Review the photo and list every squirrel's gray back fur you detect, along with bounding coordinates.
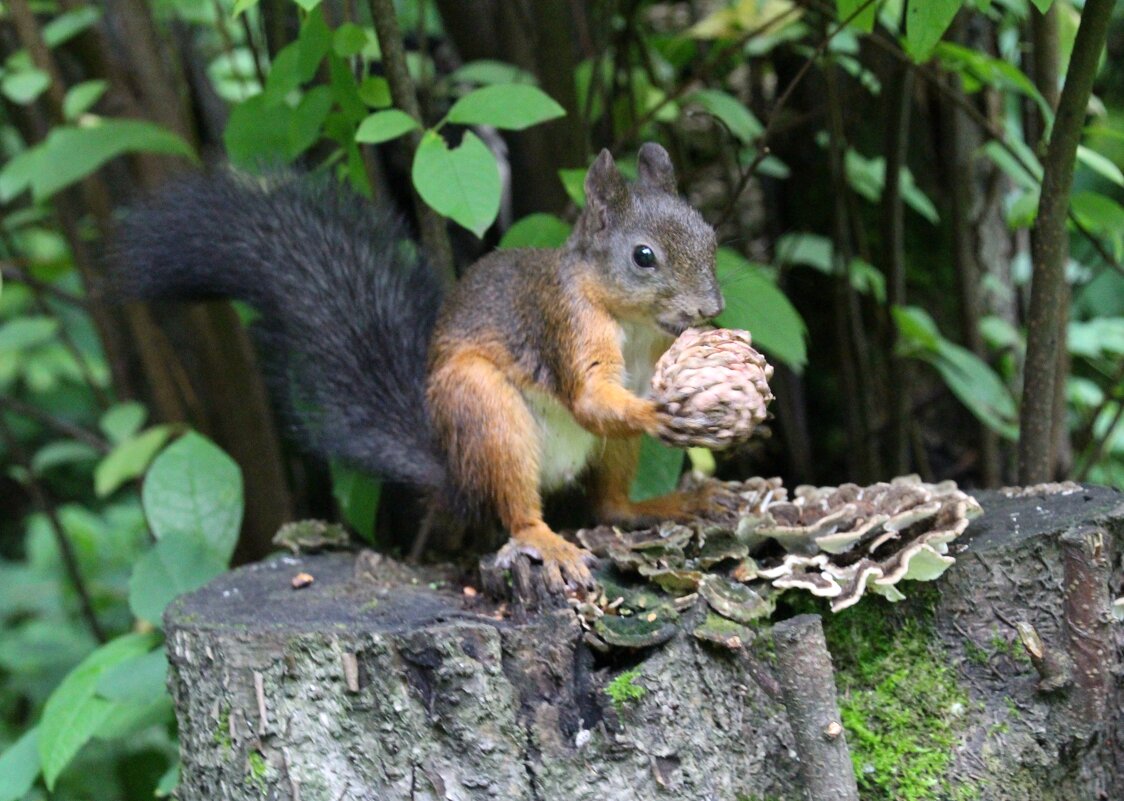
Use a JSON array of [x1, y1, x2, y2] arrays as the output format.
[[113, 170, 447, 490]]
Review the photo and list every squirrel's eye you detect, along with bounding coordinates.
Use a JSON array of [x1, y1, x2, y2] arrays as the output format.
[[632, 245, 656, 269]]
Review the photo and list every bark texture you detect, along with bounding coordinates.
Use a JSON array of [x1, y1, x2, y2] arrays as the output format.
[[167, 486, 1124, 801], [772, 615, 859, 801]]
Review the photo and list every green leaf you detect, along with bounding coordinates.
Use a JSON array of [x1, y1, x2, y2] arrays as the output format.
[[1076, 145, 1124, 188], [843, 149, 939, 223], [261, 10, 332, 102], [333, 23, 370, 57], [330, 462, 381, 543], [446, 84, 565, 130], [129, 532, 227, 624], [93, 694, 174, 740], [95, 647, 167, 704], [449, 60, 537, 86], [630, 435, 685, 502], [412, 130, 501, 237], [1, 68, 50, 105], [142, 432, 244, 563], [837, 0, 878, 32], [1007, 189, 1040, 229], [930, 340, 1018, 440], [31, 440, 100, 473], [287, 86, 334, 158], [935, 43, 1052, 124], [849, 257, 886, 303], [355, 109, 420, 144], [39, 633, 158, 789], [1029, 0, 1055, 12], [155, 761, 180, 797], [0, 316, 59, 351], [232, 0, 261, 16], [893, 306, 1017, 439], [905, 0, 963, 62], [225, 87, 332, 166], [358, 76, 391, 108], [94, 425, 175, 498], [62, 80, 108, 120], [293, 0, 323, 10], [980, 316, 1022, 351], [41, 6, 101, 48], [558, 168, 587, 208], [8, 120, 196, 203], [716, 249, 807, 371], [99, 401, 148, 444], [0, 726, 40, 801], [776, 233, 833, 272], [891, 305, 941, 352], [1070, 190, 1124, 257], [686, 89, 763, 143], [980, 140, 1042, 191], [499, 213, 572, 249]]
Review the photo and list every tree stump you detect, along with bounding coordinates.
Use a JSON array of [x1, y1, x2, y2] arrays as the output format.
[[166, 486, 1124, 801]]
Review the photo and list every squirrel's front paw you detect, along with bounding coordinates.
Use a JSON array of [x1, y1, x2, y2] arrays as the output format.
[[496, 524, 596, 592], [653, 408, 711, 448]]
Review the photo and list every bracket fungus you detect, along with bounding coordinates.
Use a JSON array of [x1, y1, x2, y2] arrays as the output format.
[[574, 476, 982, 649], [651, 327, 774, 449]]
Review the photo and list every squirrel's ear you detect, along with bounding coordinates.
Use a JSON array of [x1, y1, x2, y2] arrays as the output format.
[[584, 148, 626, 231], [637, 142, 677, 194]]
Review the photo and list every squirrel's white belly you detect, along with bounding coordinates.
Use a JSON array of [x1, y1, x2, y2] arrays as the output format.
[[523, 322, 665, 492], [524, 387, 601, 491]]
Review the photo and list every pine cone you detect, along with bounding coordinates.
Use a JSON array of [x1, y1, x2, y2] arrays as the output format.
[[650, 328, 774, 450]]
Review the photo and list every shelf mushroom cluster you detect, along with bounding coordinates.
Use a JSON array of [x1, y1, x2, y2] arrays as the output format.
[[573, 475, 982, 649]]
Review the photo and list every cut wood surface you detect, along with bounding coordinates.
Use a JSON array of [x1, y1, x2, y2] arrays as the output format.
[[166, 486, 1123, 801]]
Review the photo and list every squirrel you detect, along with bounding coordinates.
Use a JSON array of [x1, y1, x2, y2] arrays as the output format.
[[114, 142, 723, 591]]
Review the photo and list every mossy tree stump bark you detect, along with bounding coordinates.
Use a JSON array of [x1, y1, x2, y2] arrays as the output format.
[[166, 486, 1124, 801]]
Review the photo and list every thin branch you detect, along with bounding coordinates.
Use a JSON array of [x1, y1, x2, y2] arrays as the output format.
[[717, 0, 880, 225], [367, 0, 455, 286], [1019, 0, 1116, 484], [0, 262, 89, 308], [0, 413, 107, 642], [0, 395, 110, 452], [611, 2, 805, 154]]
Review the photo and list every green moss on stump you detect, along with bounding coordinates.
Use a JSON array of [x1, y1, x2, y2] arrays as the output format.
[[604, 668, 648, 710], [817, 597, 977, 801]]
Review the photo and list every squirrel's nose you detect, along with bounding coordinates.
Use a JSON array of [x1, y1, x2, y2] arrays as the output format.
[[698, 294, 724, 320]]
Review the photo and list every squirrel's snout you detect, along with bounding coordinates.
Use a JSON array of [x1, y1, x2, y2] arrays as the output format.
[[697, 293, 724, 321]]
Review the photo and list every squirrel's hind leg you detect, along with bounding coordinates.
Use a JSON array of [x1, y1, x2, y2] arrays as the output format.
[[427, 352, 595, 591], [587, 437, 734, 528]]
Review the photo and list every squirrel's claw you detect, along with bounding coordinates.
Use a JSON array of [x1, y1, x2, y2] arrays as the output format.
[[495, 526, 596, 591]]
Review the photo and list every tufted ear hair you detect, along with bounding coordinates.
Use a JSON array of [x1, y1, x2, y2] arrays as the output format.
[[583, 148, 627, 232], [636, 142, 677, 194]]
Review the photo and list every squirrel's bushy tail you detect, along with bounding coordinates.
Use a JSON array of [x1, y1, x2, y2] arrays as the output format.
[[114, 170, 447, 490]]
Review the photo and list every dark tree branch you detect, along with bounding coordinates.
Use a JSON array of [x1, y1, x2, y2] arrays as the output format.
[[881, 31, 914, 477], [0, 395, 109, 452], [1019, 0, 1115, 484], [0, 413, 107, 643], [367, 0, 455, 286], [0, 262, 89, 308]]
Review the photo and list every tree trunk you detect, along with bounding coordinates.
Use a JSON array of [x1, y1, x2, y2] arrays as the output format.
[[167, 485, 1124, 800], [1019, 0, 1114, 483]]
